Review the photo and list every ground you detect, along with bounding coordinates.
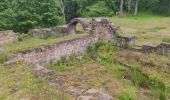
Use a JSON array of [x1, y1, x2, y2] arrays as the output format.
[[0, 13, 170, 100]]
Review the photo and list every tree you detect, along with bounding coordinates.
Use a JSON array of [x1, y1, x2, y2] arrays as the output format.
[[134, 0, 139, 16], [128, 0, 132, 13], [58, 0, 66, 23], [120, 0, 124, 16]]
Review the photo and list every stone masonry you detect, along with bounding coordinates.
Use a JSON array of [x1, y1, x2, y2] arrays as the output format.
[[7, 18, 117, 64], [12, 34, 98, 64], [0, 30, 18, 45]]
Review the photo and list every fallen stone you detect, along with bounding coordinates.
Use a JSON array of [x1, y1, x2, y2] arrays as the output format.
[[84, 88, 114, 100], [48, 79, 65, 86], [65, 86, 86, 96], [34, 64, 45, 71], [35, 69, 55, 78], [77, 96, 95, 100]]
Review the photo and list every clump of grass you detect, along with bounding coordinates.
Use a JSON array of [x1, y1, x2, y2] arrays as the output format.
[[0, 53, 9, 63], [119, 91, 135, 100], [162, 37, 170, 43], [18, 33, 32, 41]]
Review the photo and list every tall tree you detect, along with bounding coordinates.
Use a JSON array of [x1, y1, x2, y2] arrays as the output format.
[[58, 0, 66, 24], [120, 0, 124, 16], [134, 0, 139, 16], [128, 0, 131, 13]]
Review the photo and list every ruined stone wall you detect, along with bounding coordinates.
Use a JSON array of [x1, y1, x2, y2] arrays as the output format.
[[0, 30, 18, 45], [13, 34, 97, 64], [29, 25, 67, 38], [90, 18, 117, 40], [8, 18, 118, 64], [133, 43, 170, 56]]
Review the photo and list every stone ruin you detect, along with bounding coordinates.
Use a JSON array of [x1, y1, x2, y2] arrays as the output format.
[[0, 30, 18, 45], [5, 18, 118, 64], [29, 17, 118, 40], [133, 42, 170, 56]]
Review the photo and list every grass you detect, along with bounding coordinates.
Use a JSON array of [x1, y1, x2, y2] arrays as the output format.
[[2, 33, 88, 53], [111, 13, 170, 45], [0, 13, 170, 99], [0, 64, 65, 100]]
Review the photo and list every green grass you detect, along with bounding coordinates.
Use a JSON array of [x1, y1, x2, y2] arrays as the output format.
[[1, 13, 170, 99], [111, 13, 170, 45], [2, 33, 88, 53], [0, 64, 65, 100]]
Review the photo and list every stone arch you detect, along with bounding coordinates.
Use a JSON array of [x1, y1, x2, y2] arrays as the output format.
[[67, 18, 90, 34]]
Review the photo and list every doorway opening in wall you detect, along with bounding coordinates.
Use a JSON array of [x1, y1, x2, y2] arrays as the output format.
[[76, 23, 84, 34]]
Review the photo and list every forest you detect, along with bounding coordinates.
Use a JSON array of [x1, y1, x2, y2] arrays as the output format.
[[0, 0, 170, 33]]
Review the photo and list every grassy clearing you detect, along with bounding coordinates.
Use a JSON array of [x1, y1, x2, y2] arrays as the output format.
[[1, 14, 170, 99], [2, 33, 88, 53], [46, 41, 170, 99], [0, 64, 65, 100], [111, 13, 170, 45]]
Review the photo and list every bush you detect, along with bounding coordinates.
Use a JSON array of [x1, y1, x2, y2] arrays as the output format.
[[81, 1, 113, 17]]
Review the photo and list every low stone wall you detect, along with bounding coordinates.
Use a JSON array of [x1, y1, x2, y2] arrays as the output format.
[[0, 30, 18, 45], [29, 25, 67, 38], [12, 34, 98, 64], [133, 43, 170, 56]]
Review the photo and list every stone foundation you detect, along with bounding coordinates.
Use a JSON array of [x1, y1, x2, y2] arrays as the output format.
[[29, 25, 68, 38], [0, 30, 18, 45], [133, 43, 170, 56], [12, 34, 98, 64], [6, 18, 117, 64]]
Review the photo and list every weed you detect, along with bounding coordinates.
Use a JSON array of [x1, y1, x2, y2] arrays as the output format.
[[119, 91, 134, 100], [0, 53, 9, 63], [162, 38, 170, 43], [18, 33, 32, 41]]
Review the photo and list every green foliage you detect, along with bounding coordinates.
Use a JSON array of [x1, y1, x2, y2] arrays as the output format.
[[162, 38, 170, 43], [81, 1, 114, 17], [119, 91, 134, 100], [0, 0, 63, 32], [18, 33, 32, 41], [0, 0, 170, 32], [0, 53, 8, 63]]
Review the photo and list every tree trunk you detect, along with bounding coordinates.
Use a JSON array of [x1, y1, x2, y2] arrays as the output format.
[[59, 0, 66, 23], [120, 0, 124, 16], [128, 0, 131, 13], [134, 0, 139, 16]]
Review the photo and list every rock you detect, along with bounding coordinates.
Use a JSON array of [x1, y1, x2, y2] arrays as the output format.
[[48, 79, 65, 86], [65, 86, 86, 96], [34, 64, 45, 71], [4, 59, 17, 65], [35, 69, 55, 78], [84, 88, 114, 100], [77, 96, 95, 100]]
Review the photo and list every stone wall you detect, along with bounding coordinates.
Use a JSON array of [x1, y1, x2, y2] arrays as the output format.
[[133, 43, 170, 56], [7, 18, 117, 64], [90, 18, 117, 40], [0, 30, 18, 45], [12, 34, 98, 64], [29, 25, 67, 38]]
